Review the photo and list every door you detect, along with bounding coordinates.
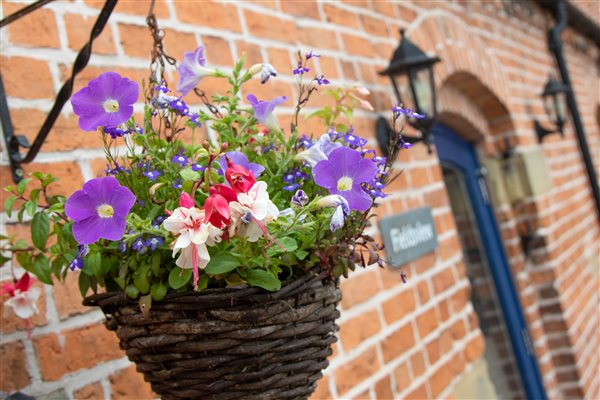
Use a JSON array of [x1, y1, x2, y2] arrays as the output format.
[[434, 124, 546, 400]]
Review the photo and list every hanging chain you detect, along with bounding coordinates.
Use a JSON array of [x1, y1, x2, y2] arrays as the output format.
[[145, 0, 176, 102], [194, 88, 222, 118]]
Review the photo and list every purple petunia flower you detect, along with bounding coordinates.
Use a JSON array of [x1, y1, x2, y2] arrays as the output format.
[[246, 94, 288, 131], [218, 151, 264, 179], [316, 195, 350, 232], [295, 133, 341, 167], [312, 147, 379, 211], [259, 63, 277, 84], [176, 46, 217, 95], [291, 189, 309, 207], [71, 72, 139, 132], [65, 177, 136, 245]]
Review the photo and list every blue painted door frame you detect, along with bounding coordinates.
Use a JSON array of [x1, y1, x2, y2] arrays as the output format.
[[433, 124, 547, 400]]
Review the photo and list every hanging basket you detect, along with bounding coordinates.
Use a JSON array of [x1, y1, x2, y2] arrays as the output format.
[[83, 272, 341, 400]]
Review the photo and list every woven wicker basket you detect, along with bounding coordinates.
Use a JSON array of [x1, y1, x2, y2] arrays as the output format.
[[83, 272, 341, 400]]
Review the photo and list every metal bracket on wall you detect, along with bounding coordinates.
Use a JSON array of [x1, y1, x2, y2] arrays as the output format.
[[0, 0, 118, 182]]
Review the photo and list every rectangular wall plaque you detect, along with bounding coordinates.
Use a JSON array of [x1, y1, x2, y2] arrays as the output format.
[[379, 207, 438, 267]]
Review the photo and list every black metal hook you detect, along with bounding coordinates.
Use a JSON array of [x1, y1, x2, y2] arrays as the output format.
[[1, 0, 118, 182]]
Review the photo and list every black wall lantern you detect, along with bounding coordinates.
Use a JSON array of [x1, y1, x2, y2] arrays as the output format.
[[377, 29, 440, 156], [534, 76, 569, 142]]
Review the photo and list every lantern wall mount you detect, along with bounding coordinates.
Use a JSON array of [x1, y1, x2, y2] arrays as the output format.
[[534, 76, 569, 142], [376, 29, 441, 156]]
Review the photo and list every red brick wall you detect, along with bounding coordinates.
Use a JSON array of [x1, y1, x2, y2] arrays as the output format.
[[1, 1, 598, 399]]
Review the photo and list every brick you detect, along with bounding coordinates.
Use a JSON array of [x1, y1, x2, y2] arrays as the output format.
[[1, 56, 55, 99], [361, 15, 390, 37], [323, 4, 360, 29], [415, 280, 430, 305], [432, 266, 455, 294], [244, 10, 297, 44], [430, 361, 455, 398], [174, 1, 241, 32], [341, 33, 375, 57], [309, 375, 331, 400], [464, 333, 485, 362], [85, 0, 169, 18], [280, 0, 321, 19], [118, 24, 154, 59], [202, 36, 234, 67], [163, 29, 198, 63], [73, 382, 105, 399], [53, 271, 92, 319], [381, 323, 415, 363], [404, 383, 428, 399], [235, 41, 263, 66], [340, 270, 379, 309], [298, 26, 340, 50], [340, 60, 358, 81], [0, 341, 29, 392], [266, 48, 293, 77], [374, 374, 395, 400], [4, 3, 59, 49], [110, 365, 156, 399], [416, 306, 437, 339], [410, 351, 425, 377], [35, 324, 124, 381], [64, 13, 115, 55], [335, 346, 380, 395], [339, 310, 381, 351], [382, 288, 415, 324]]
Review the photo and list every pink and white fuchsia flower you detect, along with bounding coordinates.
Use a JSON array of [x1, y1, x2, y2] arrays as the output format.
[[229, 181, 279, 243], [163, 193, 222, 290], [1, 273, 40, 320]]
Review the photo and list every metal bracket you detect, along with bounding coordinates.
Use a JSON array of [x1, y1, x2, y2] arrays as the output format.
[[534, 119, 564, 143]]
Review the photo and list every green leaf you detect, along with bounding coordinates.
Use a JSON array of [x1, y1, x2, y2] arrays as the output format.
[[4, 196, 16, 218], [197, 274, 208, 291], [79, 273, 91, 297], [16, 178, 31, 196], [205, 253, 240, 275], [294, 249, 309, 260], [84, 252, 102, 277], [24, 200, 37, 217], [267, 237, 297, 256], [16, 252, 32, 270], [33, 254, 53, 285], [31, 212, 50, 250], [150, 282, 167, 301], [245, 269, 281, 291], [150, 253, 161, 275], [179, 167, 201, 182], [133, 265, 150, 294], [29, 188, 41, 202], [0, 254, 11, 266], [168, 268, 192, 290], [125, 285, 139, 299]]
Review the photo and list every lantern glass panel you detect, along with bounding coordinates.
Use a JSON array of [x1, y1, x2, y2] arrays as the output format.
[[391, 73, 415, 110], [543, 94, 557, 123], [410, 67, 433, 116], [555, 92, 566, 122]]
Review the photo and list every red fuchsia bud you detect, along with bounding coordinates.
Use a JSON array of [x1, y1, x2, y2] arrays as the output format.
[[225, 163, 256, 194], [179, 192, 195, 208]]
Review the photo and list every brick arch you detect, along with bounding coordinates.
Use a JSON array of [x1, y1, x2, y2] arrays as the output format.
[[437, 84, 490, 143]]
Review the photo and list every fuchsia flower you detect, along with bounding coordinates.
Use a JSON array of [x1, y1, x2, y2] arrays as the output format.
[[203, 184, 237, 229], [65, 177, 136, 245], [163, 193, 222, 290], [312, 146, 379, 211], [229, 181, 279, 242], [71, 72, 139, 131], [1, 273, 40, 319], [226, 160, 257, 194]]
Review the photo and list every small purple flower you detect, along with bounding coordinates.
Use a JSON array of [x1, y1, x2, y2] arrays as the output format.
[[168, 98, 190, 116], [71, 72, 139, 132], [293, 64, 310, 75], [247, 94, 288, 130], [172, 178, 182, 189], [312, 147, 379, 211], [401, 271, 407, 284], [343, 132, 368, 148], [104, 162, 130, 176], [192, 163, 206, 172], [132, 237, 147, 254], [187, 113, 202, 128], [65, 177, 136, 245], [151, 215, 166, 229], [145, 236, 164, 251], [103, 126, 129, 139], [291, 189, 309, 207], [283, 183, 300, 192], [142, 170, 160, 181], [176, 46, 217, 95], [372, 156, 387, 166], [69, 258, 82, 271], [296, 134, 313, 149], [218, 151, 264, 179], [315, 75, 330, 86], [172, 153, 189, 167], [119, 241, 127, 253], [392, 105, 425, 119], [306, 50, 320, 60]]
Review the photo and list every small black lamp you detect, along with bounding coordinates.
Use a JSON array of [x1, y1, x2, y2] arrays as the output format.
[[377, 29, 440, 155], [535, 76, 569, 142]]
